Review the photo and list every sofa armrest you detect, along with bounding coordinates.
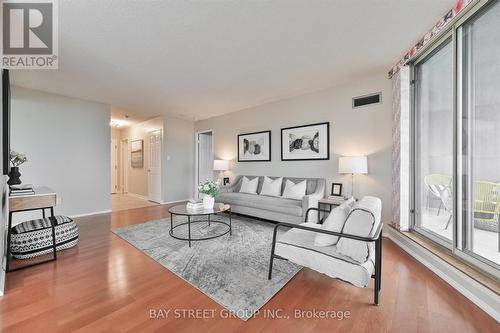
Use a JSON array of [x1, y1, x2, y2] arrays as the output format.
[[301, 180, 326, 223], [220, 186, 234, 194]]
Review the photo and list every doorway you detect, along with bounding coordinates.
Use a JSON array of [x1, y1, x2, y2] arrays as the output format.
[[148, 129, 162, 203], [195, 130, 214, 198]]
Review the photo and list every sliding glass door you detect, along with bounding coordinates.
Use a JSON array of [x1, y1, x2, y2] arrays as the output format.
[[412, 0, 500, 273], [458, 0, 500, 268], [414, 38, 454, 246]]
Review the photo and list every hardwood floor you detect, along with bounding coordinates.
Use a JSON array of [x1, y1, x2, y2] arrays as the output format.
[[111, 193, 159, 212], [0, 204, 497, 332]]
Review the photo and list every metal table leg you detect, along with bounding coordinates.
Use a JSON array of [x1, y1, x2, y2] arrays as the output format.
[[188, 216, 191, 247]]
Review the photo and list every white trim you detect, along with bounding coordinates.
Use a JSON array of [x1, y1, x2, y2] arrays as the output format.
[[120, 138, 129, 193], [127, 192, 149, 201], [194, 129, 214, 198], [159, 199, 190, 205], [69, 210, 112, 218], [0, 268, 5, 296], [387, 228, 500, 322]]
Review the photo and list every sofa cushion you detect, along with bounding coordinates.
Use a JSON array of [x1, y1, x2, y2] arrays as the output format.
[[314, 197, 355, 247], [239, 176, 259, 194], [336, 196, 382, 263], [275, 223, 375, 288], [282, 179, 307, 200], [218, 192, 303, 216], [260, 176, 283, 197]]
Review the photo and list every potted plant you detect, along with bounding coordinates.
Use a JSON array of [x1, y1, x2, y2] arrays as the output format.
[[8, 151, 27, 185], [198, 179, 220, 209]]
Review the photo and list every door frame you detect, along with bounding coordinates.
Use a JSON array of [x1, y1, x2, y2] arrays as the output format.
[[120, 138, 129, 193], [194, 129, 214, 198], [111, 138, 119, 194], [147, 129, 163, 203]]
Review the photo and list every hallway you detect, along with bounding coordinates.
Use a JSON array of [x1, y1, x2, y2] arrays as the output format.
[[111, 193, 159, 212]]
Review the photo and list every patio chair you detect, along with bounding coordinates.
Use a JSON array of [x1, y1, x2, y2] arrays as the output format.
[[424, 174, 452, 216], [473, 181, 500, 251]]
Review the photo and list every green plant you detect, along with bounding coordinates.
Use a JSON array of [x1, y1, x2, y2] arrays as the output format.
[[198, 179, 220, 198], [10, 151, 27, 167]]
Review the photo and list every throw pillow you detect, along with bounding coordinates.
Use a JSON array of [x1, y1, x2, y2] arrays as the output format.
[[336, 196, 382, 263], [282, 179, 307, 200], [260, 176, 283, 197], [239, 176, 259, 194], [314, 197, 355, 247]]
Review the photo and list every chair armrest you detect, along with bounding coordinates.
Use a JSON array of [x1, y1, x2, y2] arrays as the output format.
[[272, 218, 383, 244]]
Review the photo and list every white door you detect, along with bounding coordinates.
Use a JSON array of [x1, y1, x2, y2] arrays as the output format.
[[120, 139, 129, 193], [111, 138, 119, 193], [148, 130, 162, 203], [196, 131, 214, 198]]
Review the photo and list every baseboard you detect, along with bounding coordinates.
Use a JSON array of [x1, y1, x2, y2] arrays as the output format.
[[160, 199, 190, 205], [127, 192, 149, 201], [69, 210, 112, 218], [0, 268, 5, 296], [387, 227, 499, 322]]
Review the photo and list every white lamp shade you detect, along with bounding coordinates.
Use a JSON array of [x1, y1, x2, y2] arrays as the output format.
[[213, 159, 229, 171], [338, 156, 368, 174]]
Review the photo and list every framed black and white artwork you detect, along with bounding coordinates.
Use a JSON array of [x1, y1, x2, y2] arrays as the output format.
[[238, 130, 271, 162], [281, 122, 330, 161], [131, 140, 144, 168]]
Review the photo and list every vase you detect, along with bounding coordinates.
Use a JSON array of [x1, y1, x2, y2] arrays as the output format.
[[7, 167, 22, 186], [203, 196, 215, 209]]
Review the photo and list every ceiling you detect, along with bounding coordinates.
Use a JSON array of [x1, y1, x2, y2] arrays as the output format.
[[12, 0, 456, 121]]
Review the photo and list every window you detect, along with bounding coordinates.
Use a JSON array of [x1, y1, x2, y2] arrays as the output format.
[[414, 39, 454, 246], [412, 0, 500, 273], [458, 0, 500, 268]]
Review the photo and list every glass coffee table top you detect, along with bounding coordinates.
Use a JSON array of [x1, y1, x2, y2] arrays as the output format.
[[168, 203, 230, 216]]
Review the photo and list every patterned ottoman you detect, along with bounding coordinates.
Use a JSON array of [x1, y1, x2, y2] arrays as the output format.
[[10, 216, 79, 259]]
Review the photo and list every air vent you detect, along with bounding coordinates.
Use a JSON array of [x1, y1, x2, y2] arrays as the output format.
[[352, 92, 382, 109]]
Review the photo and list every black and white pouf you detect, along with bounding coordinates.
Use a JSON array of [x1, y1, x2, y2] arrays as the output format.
[[10, 215, 79, 259]]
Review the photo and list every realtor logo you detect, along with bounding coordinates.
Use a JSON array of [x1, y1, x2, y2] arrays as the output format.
[[2, 0, 58, 69]]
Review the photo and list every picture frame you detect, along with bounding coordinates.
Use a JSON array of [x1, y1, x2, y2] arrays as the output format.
[[281, 122, 330, 161], [130, 139, 144, 168], [238, 130, 271, 162], [331, 183, 343, 197]]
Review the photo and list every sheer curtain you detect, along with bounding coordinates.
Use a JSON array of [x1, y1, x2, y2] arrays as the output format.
[[391, 67, 410, 231]]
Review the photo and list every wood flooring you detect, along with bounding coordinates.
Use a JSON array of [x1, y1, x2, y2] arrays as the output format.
[[0, 204, 497, 332]]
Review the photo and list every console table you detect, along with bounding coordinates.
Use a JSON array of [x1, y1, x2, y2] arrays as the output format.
[[6, 186, 57, 272]]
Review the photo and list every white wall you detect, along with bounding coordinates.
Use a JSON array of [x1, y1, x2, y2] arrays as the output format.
[[195, 72, 393, 222], [11, 86, 111, 218], [163, 116, 195, 202]]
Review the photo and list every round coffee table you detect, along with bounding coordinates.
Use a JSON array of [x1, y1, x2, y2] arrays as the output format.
[[168, 203, 231, 247]]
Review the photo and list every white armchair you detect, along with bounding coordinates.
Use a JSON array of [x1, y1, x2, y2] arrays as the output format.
[[268, 196, 383, 305]]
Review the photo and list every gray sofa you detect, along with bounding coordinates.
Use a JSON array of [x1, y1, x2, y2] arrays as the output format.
[[217, 175, 326, 224]]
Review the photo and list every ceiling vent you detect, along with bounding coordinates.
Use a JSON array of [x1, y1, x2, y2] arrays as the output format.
[[352, 92, 382, 109]]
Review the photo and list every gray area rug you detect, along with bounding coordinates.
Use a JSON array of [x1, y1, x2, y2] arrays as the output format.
[[112, 214, 301, 320]]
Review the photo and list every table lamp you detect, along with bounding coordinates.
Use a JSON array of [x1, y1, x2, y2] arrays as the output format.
[[338, 156, 368, 198], [213, 160, 229, 185]]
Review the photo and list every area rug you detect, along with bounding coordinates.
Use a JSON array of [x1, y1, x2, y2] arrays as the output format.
[[112, 215, 301, 320]]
